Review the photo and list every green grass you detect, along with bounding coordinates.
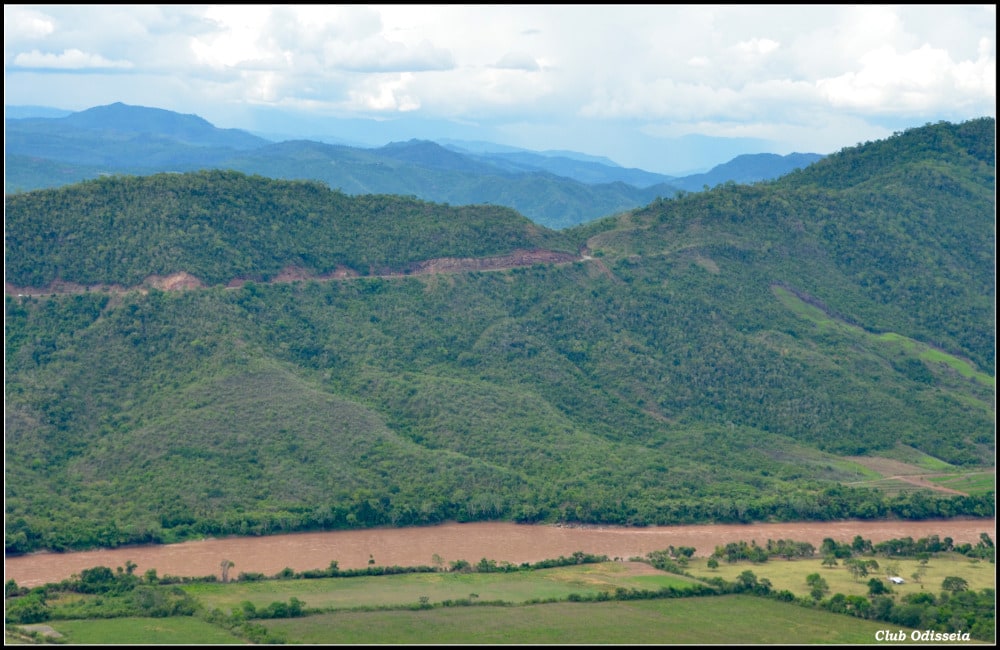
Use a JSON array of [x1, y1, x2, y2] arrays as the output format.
[[23, 617, 244, 644], [688, 553, 995, 599], [847, 479, 936, 497], [182, 562, 701, 612], [260, 595, 925, 644], [10, 556, 993, 645], [823, 458, 884, 481], [927, 472, 996, 495], [877, 445, 958, 471]]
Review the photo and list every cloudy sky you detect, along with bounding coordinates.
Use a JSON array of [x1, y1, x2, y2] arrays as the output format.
[[4, 4, 996, 174]]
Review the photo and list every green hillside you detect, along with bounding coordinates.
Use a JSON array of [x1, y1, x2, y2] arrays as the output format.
[[4, 170, 575, 288], [4, 119, 994, 554]]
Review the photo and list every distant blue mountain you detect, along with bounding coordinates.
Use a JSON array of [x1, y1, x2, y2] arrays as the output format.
[[59, 102, 269, 149], [376, 139, 504, 174], [668, 153, 826, 192], [5, 103, 825, 228], [4, 105, 73, 119]]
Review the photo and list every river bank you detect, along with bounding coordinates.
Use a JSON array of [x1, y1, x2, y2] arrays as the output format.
[[5, 518, 994, 588]]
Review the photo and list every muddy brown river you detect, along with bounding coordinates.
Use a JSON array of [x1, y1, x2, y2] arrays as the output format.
[[4, 519, 994, 588]]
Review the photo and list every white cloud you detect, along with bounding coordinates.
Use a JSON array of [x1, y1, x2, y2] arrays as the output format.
[[493, 52, 540, 72], [343, 73, 422, 112], [817, 41, 995, 114], [4, 7, 55, 40], [12, 48, 133, 70], [734, 38, 780, 56], [322, 38, 454, 73], [2, 5, 994, 173]]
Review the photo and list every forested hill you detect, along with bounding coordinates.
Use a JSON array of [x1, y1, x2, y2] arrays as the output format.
[[4, 118, 995, 555], [4, 171, 578, 289], [584, 116, 996, 376]]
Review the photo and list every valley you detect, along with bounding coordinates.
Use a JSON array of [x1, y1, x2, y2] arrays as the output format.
[[4, 118, 994, 564]]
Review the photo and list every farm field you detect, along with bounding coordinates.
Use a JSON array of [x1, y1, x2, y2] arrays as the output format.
[[7, 597, 927, 645], [6, 617, 244, 645], [259, 596, 923, 645], [180, 560, 698, 612], [8, 549, 993, 645]]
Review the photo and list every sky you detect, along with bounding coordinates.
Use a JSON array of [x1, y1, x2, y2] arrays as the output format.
[[4, 4, 996, 175]]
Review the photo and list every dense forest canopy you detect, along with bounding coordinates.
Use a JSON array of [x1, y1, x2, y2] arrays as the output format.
[[4, 171, 577, 288], [4, 118, 995, 554]]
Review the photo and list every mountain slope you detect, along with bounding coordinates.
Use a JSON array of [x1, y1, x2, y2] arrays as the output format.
[[4, 119, 994, 554], [4, 170, 576, 288]]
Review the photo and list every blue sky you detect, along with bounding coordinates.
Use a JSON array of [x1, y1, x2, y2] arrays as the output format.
[[4, 4, 996, 174]]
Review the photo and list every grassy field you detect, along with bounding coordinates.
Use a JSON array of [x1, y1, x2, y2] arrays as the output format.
[[843, 448, 994, 497], [260, 595, 924, 644], [686, 552, 995, 599], [8, 554, 992, 644], [9, 617, 244, 644], [181, 561, 702, 612], [928, 472, 996, 495]]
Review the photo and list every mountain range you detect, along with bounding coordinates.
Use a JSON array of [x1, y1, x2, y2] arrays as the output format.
[[5, 102, 823, 229], [4, 116, 994, 554]]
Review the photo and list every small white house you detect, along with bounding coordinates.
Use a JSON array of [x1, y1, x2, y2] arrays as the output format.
[[889, 576, 905, 584]]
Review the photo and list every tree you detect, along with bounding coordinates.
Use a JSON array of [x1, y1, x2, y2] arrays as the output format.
[[707, 557, 719, 570], [821, 555, 838, 568], [852, 535, 872, 554], [5, 594, 49, 624], [736, 570, 759, 591], [868, 578, 890, 596], [846, 559, 869, 581], [806, 572, 829, 600], [220, 559, 234, 583], [941, 576, 969, 593]]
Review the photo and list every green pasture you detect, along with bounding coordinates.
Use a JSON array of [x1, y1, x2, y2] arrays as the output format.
[[183, 561, 700, 612], [13, 617, 244, 644], [847, 470, 994, 498], [878, 445, 961, 472], [261, 595, 923, 644], [688, 553, 995, 599], [928, 472, 995, 495], [8, 555, 993, 645]]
